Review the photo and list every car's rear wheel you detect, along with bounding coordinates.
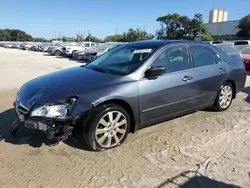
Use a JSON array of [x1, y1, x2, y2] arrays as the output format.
[[84, 104, 130, 151], [213, 82, 233, 111]]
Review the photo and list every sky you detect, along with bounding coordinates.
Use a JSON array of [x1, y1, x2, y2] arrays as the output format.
[[0, 0, 249, 39]]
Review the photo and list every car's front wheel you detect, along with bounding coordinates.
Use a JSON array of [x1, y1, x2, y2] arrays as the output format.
[[84, 104, 130, 151], [214, 82, 233, 111], [54, 50, 61, 56]]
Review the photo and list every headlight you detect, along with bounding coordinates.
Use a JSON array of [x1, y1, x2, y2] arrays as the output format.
[[31, 105, 68, 118], [30, 97, 77, 118]]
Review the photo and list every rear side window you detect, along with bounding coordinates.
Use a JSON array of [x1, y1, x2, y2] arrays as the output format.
[[190, 46, 219, 68]]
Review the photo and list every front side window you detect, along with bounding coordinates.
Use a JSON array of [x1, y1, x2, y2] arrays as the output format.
[[152, 46, 189, 74], [86, 44, 156, 75], [84, 43, 90, 47], [190, 46, 219, 68]]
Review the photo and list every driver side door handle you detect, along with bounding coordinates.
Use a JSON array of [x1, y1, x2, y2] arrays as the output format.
[[182, 76, 193, 82], [219, 68, 227, 73]]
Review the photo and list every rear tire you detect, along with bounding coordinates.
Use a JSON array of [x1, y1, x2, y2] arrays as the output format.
[[213, 82, 233, 111], [83, 104, 130, 151]]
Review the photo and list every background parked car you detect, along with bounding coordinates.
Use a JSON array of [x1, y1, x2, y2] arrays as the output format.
[[80, 42, 126, 63], [71, 44, 102, 60], [47, 43, 63, 54], [239, 46, 250, 69], [64, 42, 96, 57]]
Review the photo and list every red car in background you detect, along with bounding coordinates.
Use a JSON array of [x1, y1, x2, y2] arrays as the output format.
[[239, 46, 250, 69]]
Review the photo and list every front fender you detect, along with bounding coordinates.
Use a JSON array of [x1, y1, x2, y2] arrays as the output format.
[[78, 82, 140, 126]]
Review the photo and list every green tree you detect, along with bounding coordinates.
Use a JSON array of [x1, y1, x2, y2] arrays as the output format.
[[156, 13, 211, 40], [85, 34, 102, 43], [201, 26, 213, 41], [0, 29, 11, 41], [103, 28, 154, 42], [103, 34, 127, 42], [0, 29, 33, 41], [156, 13, 186, 39], [237, 14, 250, 38]]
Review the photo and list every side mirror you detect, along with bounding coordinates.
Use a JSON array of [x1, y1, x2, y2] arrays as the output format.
[[145, 66, 165, 78]]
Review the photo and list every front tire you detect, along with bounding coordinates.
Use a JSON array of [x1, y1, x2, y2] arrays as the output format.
[[213, 82, 233, 111], [84, 104, 130, 151], [54, 50, 61, 56]]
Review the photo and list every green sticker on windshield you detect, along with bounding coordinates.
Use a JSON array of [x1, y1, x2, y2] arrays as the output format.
[[169, 56, 184, 62]]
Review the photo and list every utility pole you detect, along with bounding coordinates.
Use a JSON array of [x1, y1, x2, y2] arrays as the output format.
[[115, 28, 118, 42], [143, 26, 147, 39], [88, 30, 90, 42]]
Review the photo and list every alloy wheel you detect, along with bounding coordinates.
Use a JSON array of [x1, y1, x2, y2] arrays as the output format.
[[219, 85, 233, 109], [95, 111, 127, 148]]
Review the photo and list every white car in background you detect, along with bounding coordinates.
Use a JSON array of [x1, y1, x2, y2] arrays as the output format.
[[65, 42, 96, 57], [72, 45, 101, 60]]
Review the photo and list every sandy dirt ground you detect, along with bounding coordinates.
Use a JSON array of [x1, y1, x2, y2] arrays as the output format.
[[0, 48, 250, 188]]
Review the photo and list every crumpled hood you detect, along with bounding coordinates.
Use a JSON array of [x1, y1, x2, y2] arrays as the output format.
[[17, 66, 120, 108]]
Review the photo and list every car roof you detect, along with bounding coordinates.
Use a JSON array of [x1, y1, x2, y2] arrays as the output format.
[[125, 40, 211, 48]]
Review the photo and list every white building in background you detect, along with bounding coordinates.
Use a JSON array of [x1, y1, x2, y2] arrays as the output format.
[[222, 11, 228, 22], [206, 9, 240, 40], [204, 20, 240, 40], [209, 8, 228, 23]]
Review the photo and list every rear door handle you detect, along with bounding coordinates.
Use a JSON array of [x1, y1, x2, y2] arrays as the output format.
[[182, 76, 193, 81]]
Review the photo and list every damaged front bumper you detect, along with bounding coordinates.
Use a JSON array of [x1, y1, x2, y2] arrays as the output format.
[[12, 101, 80, 141]]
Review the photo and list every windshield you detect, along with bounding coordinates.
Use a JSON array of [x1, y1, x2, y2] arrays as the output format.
[[95, 44, 110, 51], [108, 43, 122, 49], [86, 44, 156, 75]]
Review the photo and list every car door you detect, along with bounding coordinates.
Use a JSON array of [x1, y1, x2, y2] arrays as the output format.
[[139, 45, 197, 123], [188, 45, 229, 107]]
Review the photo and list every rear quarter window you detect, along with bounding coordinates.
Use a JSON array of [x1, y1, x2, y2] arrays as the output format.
[[212, 43, 240, 62], [212, 45, 242, 68]]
